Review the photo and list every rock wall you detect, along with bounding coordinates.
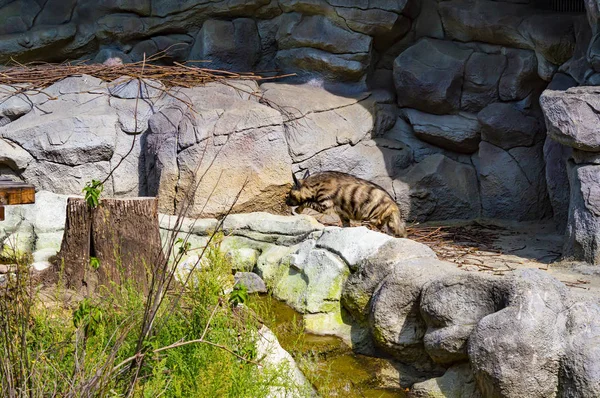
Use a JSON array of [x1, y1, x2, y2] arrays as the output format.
[[2, 0, 600, 261]]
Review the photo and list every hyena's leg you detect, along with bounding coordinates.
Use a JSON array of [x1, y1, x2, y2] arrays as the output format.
[[309, 200, 334, 214], [340, 215, 351, 228], [293, 204, 306, 215]]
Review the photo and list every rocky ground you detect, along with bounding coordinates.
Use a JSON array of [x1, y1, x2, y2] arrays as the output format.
[[412, 220, 600, 298], [302, 207, 600, 298]]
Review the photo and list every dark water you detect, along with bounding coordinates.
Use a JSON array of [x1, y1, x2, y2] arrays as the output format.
[[251, 295, 406, 398]]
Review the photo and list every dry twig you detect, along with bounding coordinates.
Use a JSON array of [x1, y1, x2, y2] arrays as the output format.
[[0, 54, 292, 92]]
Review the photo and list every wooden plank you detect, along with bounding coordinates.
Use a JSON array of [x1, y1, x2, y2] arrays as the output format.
[[0, 206, 4, 221], [0, 185, 35, 205]]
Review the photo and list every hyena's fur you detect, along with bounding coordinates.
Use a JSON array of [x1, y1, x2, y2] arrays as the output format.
[[286, 171, 407, 238]]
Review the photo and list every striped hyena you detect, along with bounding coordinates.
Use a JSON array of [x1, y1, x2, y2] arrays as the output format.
[[286, 170, 407, 238]]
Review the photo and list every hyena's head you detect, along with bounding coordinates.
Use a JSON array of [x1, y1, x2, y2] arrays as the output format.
[[286, 170, 310, 206], [383, 207, 407, 238]]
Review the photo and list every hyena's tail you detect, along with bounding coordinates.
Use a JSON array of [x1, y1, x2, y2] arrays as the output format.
[[386, 208, 407, 238]]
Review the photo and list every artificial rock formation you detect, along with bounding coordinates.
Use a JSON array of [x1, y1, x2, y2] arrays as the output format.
[[0, 0, 593, 245], [4, 192, 600, 396], [541, 87, 600, 263]]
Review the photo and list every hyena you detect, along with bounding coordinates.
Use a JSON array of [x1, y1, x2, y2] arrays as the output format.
[[286, 170, 407, 238]]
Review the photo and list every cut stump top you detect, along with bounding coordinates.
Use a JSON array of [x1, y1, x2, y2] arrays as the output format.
[[0, 178, 35, 221]]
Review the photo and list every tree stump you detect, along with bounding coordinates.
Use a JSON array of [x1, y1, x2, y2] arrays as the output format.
[[56, 197, 165, 295]]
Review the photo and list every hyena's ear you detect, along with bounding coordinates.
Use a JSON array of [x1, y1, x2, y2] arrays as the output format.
[[302, 169, 310, 179], [292, 172, 301, 189]]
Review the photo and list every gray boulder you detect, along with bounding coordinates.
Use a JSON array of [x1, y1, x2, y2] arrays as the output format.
[[275, 14, 372, 81], [145, 106, 182, 214], [499, 48, 543, 102], [420, 273, 507, 364], [397, 154, 481, 221], [0, 90, 33, 119], [35, 0, 77, 26], [273, 242, 350, 314], [0, 138, 33, 171], [335, 7, 408, 40], [316, 227, 434, 271], [543, 138, 571, 233], [438, 0, 530, 49], [22, 161, 112, 195], [384, 117, 474, 165], [368, 258, 457, 370], [342, 239, 437, 323], [461, 52, 506, 112], [409, 363, 481, 398], [234, 272, 267, 294], [563, 163, 600, 264], [394, 39, 472, 115], [405, 109, 481, 154], [541, 87, 600, 152], [1, 190, 68, 263], [0, 106, 118, 166], [130, 34, 193, 64], [475, 142, 552, 221], [0, 23, 77, 64], [223, 212, 323, 237], [477, 102, 542, 149], [521, 14, 577, 66], [315, 227, 394, 271], [255, 325, 315, 397], [0, 0, 40, 35], [111, 128, 146, 196], [277, 14, 371, 55], [468, 270, 569, 398], [275, 47, 369, 82], [547, 72, 578, 91], [261, 83, 372, 162], [561, 301, 600, 397], [189, 19, 261, 71]]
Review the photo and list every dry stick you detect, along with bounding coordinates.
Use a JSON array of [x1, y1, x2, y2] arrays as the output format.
[[114, 336, 261, 373], [136, 141, 213, 352], [146, 160, 222, 326], [200, 300, 221, 342]]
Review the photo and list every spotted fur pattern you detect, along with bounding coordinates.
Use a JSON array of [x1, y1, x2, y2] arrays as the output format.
[[286, 171, 407, 238]]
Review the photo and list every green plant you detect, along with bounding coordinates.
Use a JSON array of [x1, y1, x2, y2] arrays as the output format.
[[175, 238, 192, 255], [90, 256, 100, 270], [73, 298, 104, 336], [82, 179, 104, 208], [229, 283, 249, 307]]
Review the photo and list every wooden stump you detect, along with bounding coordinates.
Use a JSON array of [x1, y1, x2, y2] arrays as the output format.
[[56, 197, 165, 295]]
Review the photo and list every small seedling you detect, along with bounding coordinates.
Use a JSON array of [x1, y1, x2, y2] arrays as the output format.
[[82, 179, 104, 209], [73, 298, 103, 336], [89, 256, 100, 270], [176, 238, 192, 255], [228, 283, 249, 307]]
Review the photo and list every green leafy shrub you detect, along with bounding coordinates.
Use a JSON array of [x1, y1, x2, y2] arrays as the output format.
[[0, 239, 308, 397]]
